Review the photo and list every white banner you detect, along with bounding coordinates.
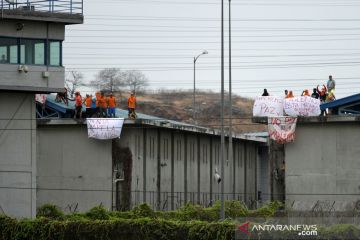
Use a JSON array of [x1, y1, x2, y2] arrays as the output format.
[[268, 117, 297, 144], [284, 96, 321, 116], [35, 94, 47, 104], [87, 118, 124, 140], [253, 96, 284, 117]]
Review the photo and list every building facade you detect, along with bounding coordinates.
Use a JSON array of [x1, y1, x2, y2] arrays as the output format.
[[0, 1, 83, 218], [36, 117, 268, 213]]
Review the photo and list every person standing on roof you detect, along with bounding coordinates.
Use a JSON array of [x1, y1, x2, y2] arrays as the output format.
[[311, 88, 319, 99], [317, 84, 327, 103], [98, 92, 107, 118], [84, 94, 92, 118], [301, 89, 310, 97], [285, 90, 294, 98], [327, 75, 336, 92], [74, 91, 83, 119], [262, 89, 269, 96], [107, 92, 116, 118], [127, 92, 137, 119]]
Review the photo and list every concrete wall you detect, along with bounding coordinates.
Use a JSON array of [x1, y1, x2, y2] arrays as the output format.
[[116, 126, 261, 210], [285, 122, 360, 211], [0, 19, 65, 91], [0, 92, 36, 218], [37, 125, 113, 213], [257, 146, 271, 203]]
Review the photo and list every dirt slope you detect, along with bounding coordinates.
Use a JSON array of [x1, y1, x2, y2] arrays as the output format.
[[118, 90, 266, 133]]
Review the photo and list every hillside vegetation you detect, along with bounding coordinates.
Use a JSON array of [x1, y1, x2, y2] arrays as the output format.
[[118, 90, 266, 133]]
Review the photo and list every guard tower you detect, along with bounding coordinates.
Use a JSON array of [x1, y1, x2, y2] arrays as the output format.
[[0, 0, 83, 218]]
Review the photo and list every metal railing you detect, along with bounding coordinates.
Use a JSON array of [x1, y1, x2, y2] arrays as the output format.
[[1, 0, 83, 15]]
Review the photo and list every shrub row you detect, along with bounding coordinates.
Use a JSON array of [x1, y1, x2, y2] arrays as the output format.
[[1, 215, 360, 240], [37, 201, 283, 222], [0, 216, 234, 240]]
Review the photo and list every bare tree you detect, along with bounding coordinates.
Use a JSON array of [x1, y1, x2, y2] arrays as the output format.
[[123, 70, 149, 93], [65, 71, 84, 98], [91, 68, 125, 92]]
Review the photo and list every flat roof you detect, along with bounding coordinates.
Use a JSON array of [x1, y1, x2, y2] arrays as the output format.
[[38, 95, 267, 143]]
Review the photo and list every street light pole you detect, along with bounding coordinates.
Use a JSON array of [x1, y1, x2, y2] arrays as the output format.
[[228, 0, 234, 199], [193, 50, 208, 123], [220, 0, 225, 220]]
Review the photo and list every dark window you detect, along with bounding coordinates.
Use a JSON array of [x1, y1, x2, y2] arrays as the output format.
[[0, 37, 62, 66], [0, 37, 18, 64], [20, 39, 45, 65]]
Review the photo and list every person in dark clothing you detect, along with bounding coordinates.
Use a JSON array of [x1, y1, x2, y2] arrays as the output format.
[[311, 88, 319, 99], [262, 89, 269, 96], [284, 89, 288, 97]]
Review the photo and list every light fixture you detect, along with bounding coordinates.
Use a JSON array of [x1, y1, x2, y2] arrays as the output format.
[[16, 23, 24, 31]]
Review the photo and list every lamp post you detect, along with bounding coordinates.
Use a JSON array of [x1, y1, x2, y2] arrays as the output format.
[[228, 0, 234, 199], [220, 0, 225, 220], [193, 50, 208, 123]]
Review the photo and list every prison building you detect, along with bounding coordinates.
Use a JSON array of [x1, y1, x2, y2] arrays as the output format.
[[0, 0, 83, 218], [254, 93, 360, 212], [36, 96, 269, 212]]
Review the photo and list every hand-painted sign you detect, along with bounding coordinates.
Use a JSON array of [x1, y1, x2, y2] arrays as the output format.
[[284, 96, 320, 116], [268, 117, 297, 144], [253, 96, 284, 117], [87, 118, 124, 140]]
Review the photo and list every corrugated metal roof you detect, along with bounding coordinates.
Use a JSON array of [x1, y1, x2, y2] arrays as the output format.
[[320, 93, 360, 110]]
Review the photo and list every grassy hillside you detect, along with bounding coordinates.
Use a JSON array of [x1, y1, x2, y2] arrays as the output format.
[[118, 90, 266, 133]]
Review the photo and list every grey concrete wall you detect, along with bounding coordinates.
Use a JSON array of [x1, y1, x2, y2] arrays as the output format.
[[244, 142, 257, 205], [285, 122, 360, 211], [0, 92, 36, 218], [234, 142, 245, 201], [257, 146, 271, 203], [114, 126, 262, 210], [37, 125, 112, 213], [173, 132, 185, 208], [0, 20, 65, 39], [0, 19, 65, 91]]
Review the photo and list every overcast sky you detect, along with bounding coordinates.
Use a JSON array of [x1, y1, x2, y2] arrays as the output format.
[[63, 0, 360, 99]]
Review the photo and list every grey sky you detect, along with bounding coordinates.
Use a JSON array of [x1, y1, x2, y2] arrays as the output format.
[[64, 0, 360, 98]]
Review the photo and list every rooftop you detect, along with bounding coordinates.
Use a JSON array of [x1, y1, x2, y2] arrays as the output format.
[[0, 0, 83, 24], [37, 94, 268, 143]]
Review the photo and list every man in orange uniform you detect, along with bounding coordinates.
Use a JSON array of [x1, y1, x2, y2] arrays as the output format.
[[84, 94, 92, 118], [127, 92, 136, 119], [74, 91, 83, 119], [107, 92, 116, 118], [98, 92, 107, 118]]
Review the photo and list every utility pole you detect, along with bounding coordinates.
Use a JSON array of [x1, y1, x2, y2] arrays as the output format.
[[228, 0, 234, 199], [220, 0, 225, 220]]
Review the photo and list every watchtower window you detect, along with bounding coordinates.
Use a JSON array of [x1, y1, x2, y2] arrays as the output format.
[[20, 39, 45, 65], [0, 38, 18, 64], [49, 41, 61, 66], [0, 36, 62, 66]]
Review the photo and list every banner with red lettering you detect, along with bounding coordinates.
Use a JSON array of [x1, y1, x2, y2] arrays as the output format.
[[87, 118, 124, 140], [253, 96, 284, 117], [268, 117, 297, 144], [284, 96, 321, 116]]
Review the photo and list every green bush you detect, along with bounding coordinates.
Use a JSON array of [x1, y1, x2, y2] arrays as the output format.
[[131, 203, 156, 218], [0, 216, 235, 240], [248, 201, 283, 218], [37, 204, 64, 220], [85, 205, 110, 220]]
